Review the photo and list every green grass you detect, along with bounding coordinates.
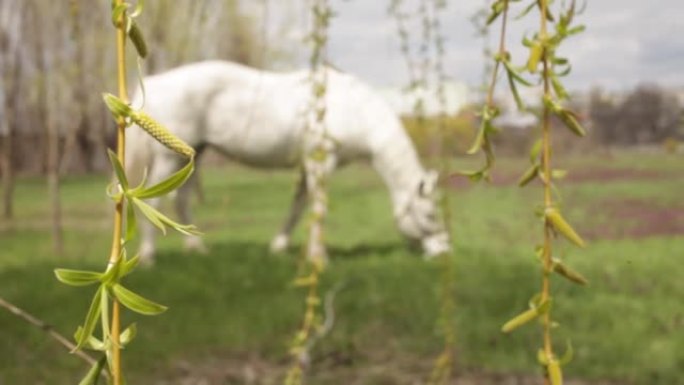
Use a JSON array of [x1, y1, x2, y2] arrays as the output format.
[[0, 151, 682, 384]]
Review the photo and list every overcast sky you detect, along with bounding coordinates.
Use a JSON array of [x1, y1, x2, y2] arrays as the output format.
[[275, 0, 684, 92]]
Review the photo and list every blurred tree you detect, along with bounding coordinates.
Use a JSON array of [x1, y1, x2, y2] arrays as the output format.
[[589, 85, 682, 146]]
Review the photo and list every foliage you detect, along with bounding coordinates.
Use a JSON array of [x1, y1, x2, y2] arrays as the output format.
[[284, 1, 334, 384], [482, 1, 589, 383], [1, 154, 683, 384], [53, 2, 197, 384]]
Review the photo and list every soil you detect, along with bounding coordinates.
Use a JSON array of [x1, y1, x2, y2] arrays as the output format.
[[584, 198, 684, 240], [151, 352, 626, 385], [448, 167, 673, 189]]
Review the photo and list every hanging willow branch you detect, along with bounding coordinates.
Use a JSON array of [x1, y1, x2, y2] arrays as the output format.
[[55, 2, 198, 384], [423, 1, 456, 384], [284, 1, 334, 384], [496, 1, 588, 384]]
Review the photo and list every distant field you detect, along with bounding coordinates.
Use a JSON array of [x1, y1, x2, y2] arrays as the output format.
[[0, 151, 682, 384]]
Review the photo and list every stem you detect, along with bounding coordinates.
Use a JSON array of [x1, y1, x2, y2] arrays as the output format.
[[0, 296, 98, 367], [109, 2, 128, 384], [539, 0, 554, 382], [485, 0, 509, 108]]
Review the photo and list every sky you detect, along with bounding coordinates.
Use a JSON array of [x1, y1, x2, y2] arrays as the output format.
[[271, 0, 684, 93]]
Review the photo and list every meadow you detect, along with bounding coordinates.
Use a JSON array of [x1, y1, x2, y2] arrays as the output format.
[[0, 150, 682, 384]]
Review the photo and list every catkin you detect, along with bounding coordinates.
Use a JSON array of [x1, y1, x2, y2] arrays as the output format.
[[130, 111, 195, 159], [103, 93, 195, 159]]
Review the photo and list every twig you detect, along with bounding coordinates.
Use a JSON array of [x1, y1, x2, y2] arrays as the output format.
[[0, 295, 98, 366]]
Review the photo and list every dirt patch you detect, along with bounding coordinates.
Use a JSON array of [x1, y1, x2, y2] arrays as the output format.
[[584, 198, 684, 240], [448, 168, 673, 189], [151, 351, 625, 385]]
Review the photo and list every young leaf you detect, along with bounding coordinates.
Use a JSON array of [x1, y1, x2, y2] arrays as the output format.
[[102, 93, 132, 119], [111, 284, 167, 315], [526, 41, 543, 73], [55, 269, 103, 287], [560, 339, 574, 365], [131, 197, 166, 235], [127, 21, 147, 58], [101, 254, 124, 286], [131, 160, 194, 199], [557, 109, 586, 137], [107, 149, 129, 191], [552, 258, 588, 285], [518, 164, 539, 187], [133, 198, 200, 236], [120, 254, 140, 277], [125, 199, 137, 242], [537, 348, 549, 366], [502, 307, 539, 333], [74, 327, 106, 351], [78, 355, 107, 385], [120, 323, 137, 347], [545, 208, 586, 247], [529, 139, 543, 163], [75, 286, 104, 350], [506, 67, 526, 110], [548, 359, 563, 385], [467, 118, 487, 155]]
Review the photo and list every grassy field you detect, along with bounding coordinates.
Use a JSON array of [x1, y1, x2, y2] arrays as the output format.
[[0, 151, 682, 384]]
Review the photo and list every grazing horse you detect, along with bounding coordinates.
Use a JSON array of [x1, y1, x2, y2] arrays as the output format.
[[125, 61, 450, 264]]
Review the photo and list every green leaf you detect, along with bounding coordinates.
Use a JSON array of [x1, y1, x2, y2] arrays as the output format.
[[518, 164, 539, 187], [467, 119, 487, 155], [111, 284, 168, 315], [560, 340, 574, 365], [516, 0, 537, 20], [125, 200, 137, 242], [110, 3, 129, 26], [551, 75, 569, 100], [78, 355, 107, 385], [545, 207, 586, 247], [100, 255, 124, 286], [551, 169, 568, 180], [75, 286, 104, 350], [120, 323, 137, 347], [132, 197, 200, 236], [502, 60, 533, 86], [131, 198, 166, 235], [557, 109, 587, 137], [102, 93, 132, 119], [74, 327, 106, 351], [566, 25, 586, 36], [529, 139, 543, 162], [552, 258, 589, 285], [131, 160, 194, 199], [128, 21, 148, 58], [548, 359, 563, 385], [526, 41, 543, 73], [107, 149, 128, 191], [55, 269, 103, 287], [506, 68, 526, 110], [129, 0, 144, 18], [537, 349, 549, 365], [501, 307, 539, 333], [120, 254, 140, 277]]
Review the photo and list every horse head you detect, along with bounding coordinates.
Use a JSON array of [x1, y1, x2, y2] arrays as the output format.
[[395, 170, 451, 258]]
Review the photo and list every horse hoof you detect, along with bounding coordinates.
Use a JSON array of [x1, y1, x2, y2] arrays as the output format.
[[270, 234, 289, 253]]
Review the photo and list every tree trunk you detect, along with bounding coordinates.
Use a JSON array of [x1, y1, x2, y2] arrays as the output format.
[[1, 115, 14, 220]]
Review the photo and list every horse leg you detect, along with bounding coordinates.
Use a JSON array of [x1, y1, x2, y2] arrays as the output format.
[[138, 154, 180, 265], [270, 170, 308, 253], [176, 171, 207, 254]]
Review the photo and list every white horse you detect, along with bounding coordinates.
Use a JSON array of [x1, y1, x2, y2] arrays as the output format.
[[126, 61, 450, 264]]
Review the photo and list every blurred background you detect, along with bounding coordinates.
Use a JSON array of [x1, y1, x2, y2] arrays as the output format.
[[0, 1, 682, 384]]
